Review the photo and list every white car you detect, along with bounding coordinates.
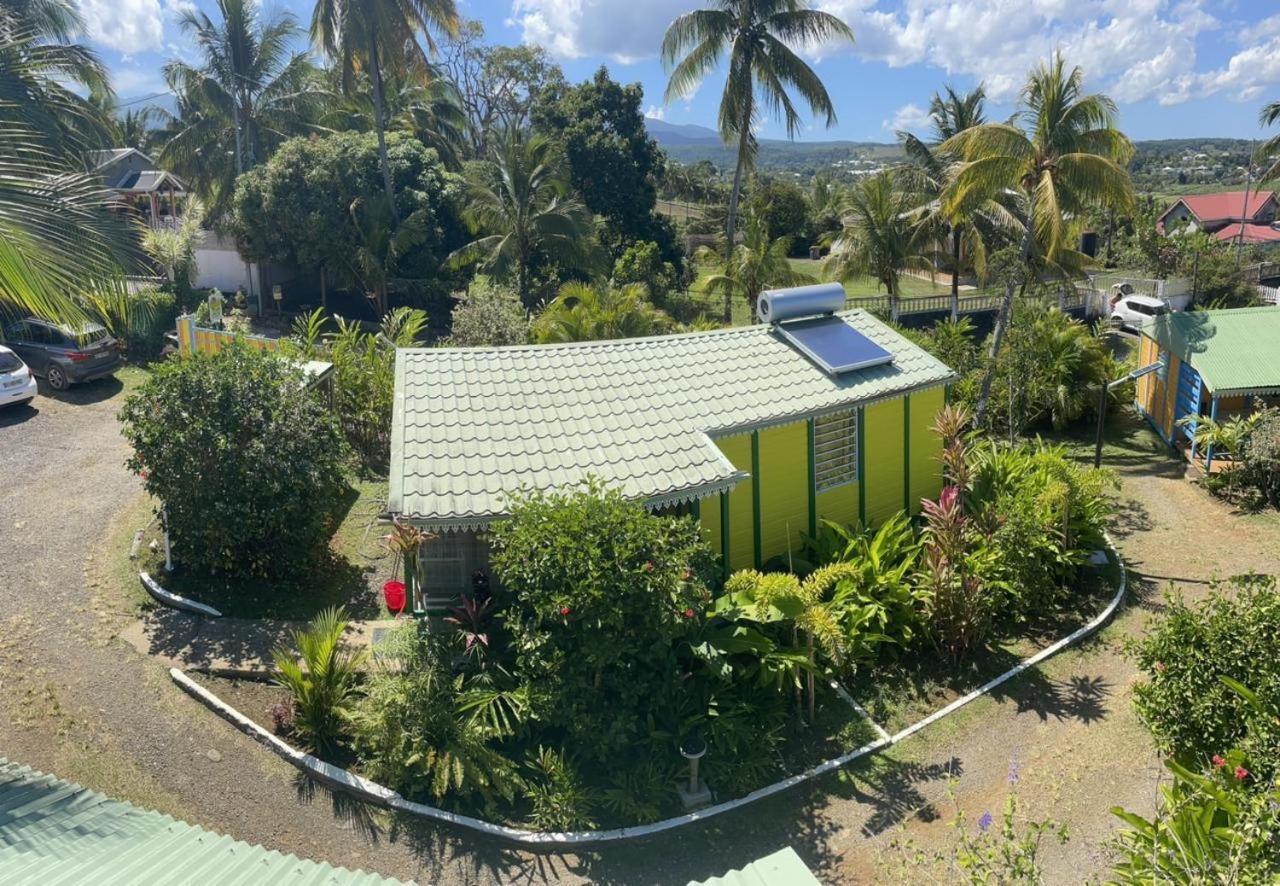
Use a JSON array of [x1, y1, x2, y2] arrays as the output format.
[[0, 344, 37, 408], [1109, 293, 1171, 331]]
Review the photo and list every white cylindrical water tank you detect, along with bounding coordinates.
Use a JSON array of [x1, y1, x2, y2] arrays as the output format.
[[757, 283, 845, 324]]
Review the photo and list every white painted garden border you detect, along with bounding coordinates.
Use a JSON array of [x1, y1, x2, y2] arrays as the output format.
[[140, 571, 223, 618], [169, 533, 1127, 847]]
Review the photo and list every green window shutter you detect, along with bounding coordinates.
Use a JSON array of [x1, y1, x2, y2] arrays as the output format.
[[857, 406, 866, 527], [903, 394, 912, 513], [719, 492, 730, 582]]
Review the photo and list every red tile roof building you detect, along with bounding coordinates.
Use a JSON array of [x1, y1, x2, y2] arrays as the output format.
[[1158, 190, 1280, 244]]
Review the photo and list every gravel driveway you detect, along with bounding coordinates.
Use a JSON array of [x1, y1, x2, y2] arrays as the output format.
[[2, 382, 1276, 884]]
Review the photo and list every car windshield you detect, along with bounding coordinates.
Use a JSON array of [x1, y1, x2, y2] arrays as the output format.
[[0, 350, 20, 372]]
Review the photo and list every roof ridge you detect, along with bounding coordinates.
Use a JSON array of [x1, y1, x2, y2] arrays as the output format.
[[399, 309, 876, 356]]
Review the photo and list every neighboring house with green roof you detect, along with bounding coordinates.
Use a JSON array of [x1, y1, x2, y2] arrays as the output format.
[[388, 307, 956, 600], [0, 758, 403, 885], [1135, 306, 1280, 468]]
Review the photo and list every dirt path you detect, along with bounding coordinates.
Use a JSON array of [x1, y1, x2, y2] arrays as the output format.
[[3, 387, 1277, 884]]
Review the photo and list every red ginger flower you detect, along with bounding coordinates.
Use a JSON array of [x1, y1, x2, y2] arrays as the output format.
[[683, 608, 695, 619], [1212, 755, 1226, 769], [1234, 766, 1250, 781], [559, 606, 571, 616]]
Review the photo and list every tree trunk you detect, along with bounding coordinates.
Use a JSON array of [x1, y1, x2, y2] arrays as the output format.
[[888, 277, 900, 323], [368, 40, 400, 226], [973, 192, 1037, 427], [724, 95, 754, 324], [950, 227, 961, 322]]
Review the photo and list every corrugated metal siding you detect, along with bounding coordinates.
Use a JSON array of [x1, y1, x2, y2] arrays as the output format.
[[716, 433, 755, 571], [0, 759, 404, 886], [862, 398, 905, 526], [757, 421, 809, 566], [908, 386, 945, 513]]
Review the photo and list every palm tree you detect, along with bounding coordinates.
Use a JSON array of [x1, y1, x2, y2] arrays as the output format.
[[450, 132, 596, 308], [345, 193, 429, 315], [1257, 101, 1280, 185], [321, 69, 467, 169], [532, 281, 676, 343], [824, 171, 933, 322], [898, 85, 1012, 321], [699, 210, 812, 322], [0, 0, 136, 325], [161, 0, 322, 219], [310, 0, 458, 223], [940, 54, 1133, 426], [662, 0, 853, 319]]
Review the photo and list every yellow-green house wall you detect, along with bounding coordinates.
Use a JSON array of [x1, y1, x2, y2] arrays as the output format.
[[700, 387, 946, 573]]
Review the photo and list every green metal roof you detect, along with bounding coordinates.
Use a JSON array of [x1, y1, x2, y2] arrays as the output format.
[[0, 758, 405, 885], [389, 310, 956, 528], [687, 847, 821, 886], [1144, 307, 1280, 396]]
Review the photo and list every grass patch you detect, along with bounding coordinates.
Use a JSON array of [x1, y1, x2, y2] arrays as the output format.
[[846, 557, 1121, 734], [126, 475, 394, 621]]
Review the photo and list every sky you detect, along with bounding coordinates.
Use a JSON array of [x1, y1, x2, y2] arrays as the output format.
[[88, 0, 1280, 143]]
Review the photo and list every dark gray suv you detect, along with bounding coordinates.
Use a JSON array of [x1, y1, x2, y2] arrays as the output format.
[[2, 318, 123, 391]]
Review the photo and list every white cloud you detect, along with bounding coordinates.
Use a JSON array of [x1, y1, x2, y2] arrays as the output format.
[[645, 104, 665, 121], [77, 0, 164, 54], [883, 102, 930, 134], [816, 0, 1231, 105], [510, 0, 690, 63]]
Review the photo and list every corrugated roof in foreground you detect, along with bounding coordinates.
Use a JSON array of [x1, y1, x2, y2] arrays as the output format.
[[390, 309, 955, 528], [0, 758, 405, 885], [687, 847, 821, 886], [1144, 306, 1280, 395]]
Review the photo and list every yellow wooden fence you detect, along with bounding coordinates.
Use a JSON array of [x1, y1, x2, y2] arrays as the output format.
[[175, 314, 280, 357]]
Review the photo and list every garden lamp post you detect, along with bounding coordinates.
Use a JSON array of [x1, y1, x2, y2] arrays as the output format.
[[1094, 359, 1165, 469], [678, 733, 711, 809]]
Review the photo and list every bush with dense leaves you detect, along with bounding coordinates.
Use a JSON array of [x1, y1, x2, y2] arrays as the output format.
[[1129, 573, 1280, 782], [1237, 408, 1280, 509], [489, 481, 715, 765], [120, 344, 349, 579], [445, 279, 529, 347]]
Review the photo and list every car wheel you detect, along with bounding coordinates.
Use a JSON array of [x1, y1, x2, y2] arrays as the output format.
[[45, 364, 69, 391]]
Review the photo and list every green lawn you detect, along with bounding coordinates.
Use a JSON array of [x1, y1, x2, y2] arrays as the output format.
[[685, 256, 954, 325]]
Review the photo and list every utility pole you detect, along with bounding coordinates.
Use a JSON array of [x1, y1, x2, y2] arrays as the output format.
[[1236, 140, 1256, 270]]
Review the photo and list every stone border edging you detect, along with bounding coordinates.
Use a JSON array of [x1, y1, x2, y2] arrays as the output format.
[[140, 571, 223, 618], [169, 533, 1127, 847]]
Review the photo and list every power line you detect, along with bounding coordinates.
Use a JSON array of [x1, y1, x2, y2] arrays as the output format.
[[114, 90, 174, 109]]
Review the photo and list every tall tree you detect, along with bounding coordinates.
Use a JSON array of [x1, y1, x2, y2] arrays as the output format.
[[824, 171, 932, 322], [699, 209, 812, 321], [438, 20, 564, 157], [321, 68, 467, 169], [309, 0, 458, 223], [534, 66, 679, 267], [450, 131, 595, 308], [161, 0, 321, 219], [941, 54, 1133, 426], [898, 85, 1010, 322], [662, 0, 852, 321], [0, 0, 135, 324]]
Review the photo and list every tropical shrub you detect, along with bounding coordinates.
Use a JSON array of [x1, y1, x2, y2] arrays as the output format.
[[1236, 408, 1280, 509], [284, 307, 427, 469], [82, 285, 177, 362], [611, 239, 678, 303], [445, 279, 529, 347], [120, 344, 349, 579], [1128, 574, 1280, 781], [1110, 757, 1280, 883], [523, 746, 597, 830], [272, 606, 367, 754], [966, 442, 1114, 619], [350, 623, 524, 810], [489, 482, 715, 765], [531, 281, 677, 343]]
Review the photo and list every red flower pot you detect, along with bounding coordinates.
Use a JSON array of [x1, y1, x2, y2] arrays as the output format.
[[383, 580, 407, 616]]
